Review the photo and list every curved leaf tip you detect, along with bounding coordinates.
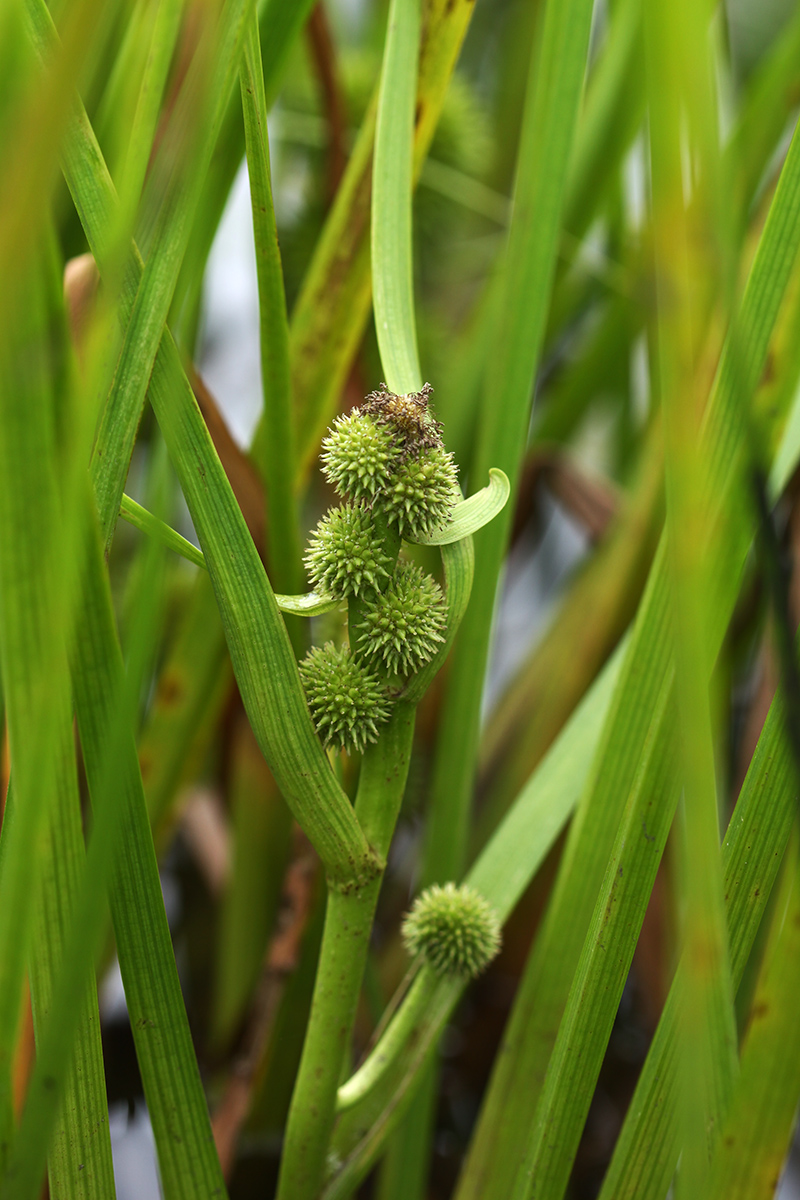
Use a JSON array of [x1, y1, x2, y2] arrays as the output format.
[[414, 468, 510, 546]]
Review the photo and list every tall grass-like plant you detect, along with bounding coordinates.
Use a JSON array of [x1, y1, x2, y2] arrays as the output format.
[[3, 0, 800, 1198]]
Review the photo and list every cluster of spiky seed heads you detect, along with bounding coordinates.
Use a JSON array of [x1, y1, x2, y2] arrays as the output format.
[[320, 384, 458, 531], [300, 385, 455, 754], [401, 882, 502, 978]]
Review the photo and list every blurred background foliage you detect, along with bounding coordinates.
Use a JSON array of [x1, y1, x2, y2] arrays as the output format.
[[5, 0, 800, 1196]]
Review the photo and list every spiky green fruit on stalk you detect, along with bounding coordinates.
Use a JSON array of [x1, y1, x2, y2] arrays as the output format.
[[299, 642, 391, 754], [379, 445, 459, 541], [304, 502, 394, 599], [358, 560, 446, 676], [321, 411, 396, 502], [402, 882, 502, 978]]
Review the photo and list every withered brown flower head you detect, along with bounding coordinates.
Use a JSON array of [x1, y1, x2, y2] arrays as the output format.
[[361, 382, 443, 457]]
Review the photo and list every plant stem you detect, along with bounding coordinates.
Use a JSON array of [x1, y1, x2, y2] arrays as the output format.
[[276, 703, 415, 1200], [337, 967, 438, 1112], [276, 879, 382, 1200], [354, 702, 415, 856]]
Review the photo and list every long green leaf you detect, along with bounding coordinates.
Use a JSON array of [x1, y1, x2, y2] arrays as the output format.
[[598, 664, 798, 1200], [172, 0, 318, 344], [414, 470, 510, 546], [89, 0, 249, 548], [372, 0, 422, 393], [118, 497, 341, 616], [70, 514, 229, 1199], [563, 0, 643, 239], [477, 424, 663, 833], [148, 336, 378, 883], [766, 268, 800, 499], [0, 248, 114, 1197], [0, 5, 113, 1133], [23, 6, 378, 885], [0, 12, 127, 1182], [239, 3, 299, 593], [647, 3, 739, 1193], [115, 0, 185, 220], [707, 829, 800, 1200], [424, 0, 595, 890], [250, 0, 480, 478], [456, 109, 800, 1200], [507, 678, 675, 1200], [7, 456, 166, 1198], [726, 2, 800, 227], [120, 492, 206, 567]]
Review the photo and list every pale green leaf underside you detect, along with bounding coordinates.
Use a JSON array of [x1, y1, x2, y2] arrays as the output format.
[[274, 591, 343, 616], [413, 469, 510, 546]]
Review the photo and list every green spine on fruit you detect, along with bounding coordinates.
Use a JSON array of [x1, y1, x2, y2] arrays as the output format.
[[358, 561, 446, 677], [299, 642, 391, 754], [304, 502, 393, 599], [321, 411, 396, 502], [401, 882, 501, 978]]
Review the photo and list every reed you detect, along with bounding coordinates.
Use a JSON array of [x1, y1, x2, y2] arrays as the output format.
[[1, 1, 800, 1198]]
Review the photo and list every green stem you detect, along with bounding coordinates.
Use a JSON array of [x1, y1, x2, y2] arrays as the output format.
[[276, 702, 415, 1200], [276, 880, 383, 1200], [337, 967, 438, 1113], [355, 701, 414, 853]]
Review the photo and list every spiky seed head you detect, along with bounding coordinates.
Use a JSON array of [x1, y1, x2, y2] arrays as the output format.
[[358, 562, 446, 676], [378, 446, 459, 541], [362, 382, 443, 455], [401, 883, 501, 978], [321, 412, 396, 502], [299, 642, 391, 754], [304, 503, 393, 599]]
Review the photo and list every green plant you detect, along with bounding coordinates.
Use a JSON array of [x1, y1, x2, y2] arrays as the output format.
[[401, 882, 501, 978], [3, 0, 800, 1199]]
